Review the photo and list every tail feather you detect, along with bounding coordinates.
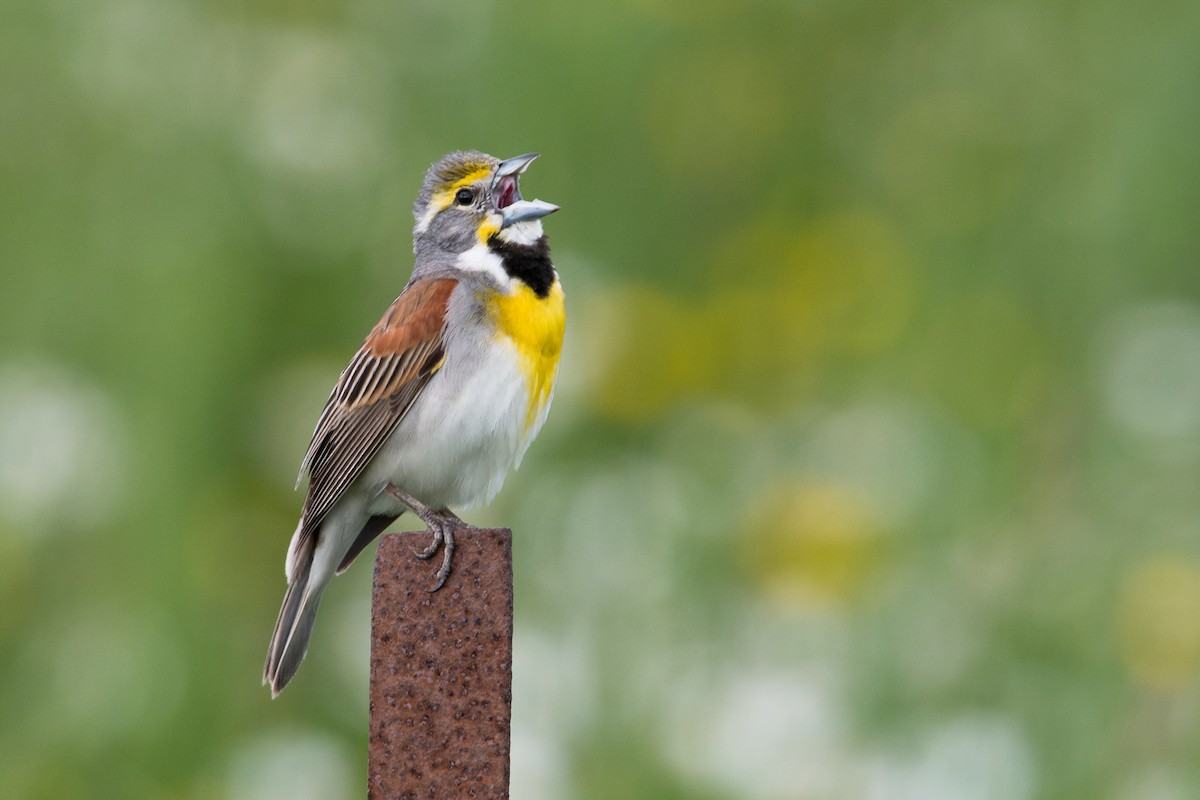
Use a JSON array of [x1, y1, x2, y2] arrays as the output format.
[[269, 590, 322, 696], [336, 513, 399, 575], [264, 535, 322, 696]]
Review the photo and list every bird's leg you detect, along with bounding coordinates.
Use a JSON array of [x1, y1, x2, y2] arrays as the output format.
[[383, 484, 460, 592], [437, 506, 464, 524]]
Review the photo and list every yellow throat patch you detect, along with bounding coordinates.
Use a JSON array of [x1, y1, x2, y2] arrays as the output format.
[[487, 279, 566, 430]]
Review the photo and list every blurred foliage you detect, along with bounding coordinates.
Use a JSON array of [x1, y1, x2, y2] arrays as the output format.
[[2, 0, 1200, 797]]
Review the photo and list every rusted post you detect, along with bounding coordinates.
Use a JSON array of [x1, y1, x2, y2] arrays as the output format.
[[369, 529, 513, 799]]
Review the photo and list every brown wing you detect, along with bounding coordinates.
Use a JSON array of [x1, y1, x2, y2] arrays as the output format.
[[294, 277, 457, 551]]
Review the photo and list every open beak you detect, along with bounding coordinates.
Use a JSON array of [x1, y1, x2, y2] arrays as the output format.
[[491, 153, 559, 228]]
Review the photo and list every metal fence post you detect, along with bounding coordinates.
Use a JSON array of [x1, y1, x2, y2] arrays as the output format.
[[368, 529, 514, 799]]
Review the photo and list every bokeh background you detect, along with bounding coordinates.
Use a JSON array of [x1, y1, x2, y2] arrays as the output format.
[[3, 0, 1200, 797]]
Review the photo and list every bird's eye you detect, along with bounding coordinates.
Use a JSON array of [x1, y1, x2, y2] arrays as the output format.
[[454, 188, 475, 206]]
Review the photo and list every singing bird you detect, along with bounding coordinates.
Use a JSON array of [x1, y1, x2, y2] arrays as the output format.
[[264, 151, 563, 696]]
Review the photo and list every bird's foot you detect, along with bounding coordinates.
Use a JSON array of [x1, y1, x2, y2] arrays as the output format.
[[414, 531, 443, 560], [383, 484, 465, 592]]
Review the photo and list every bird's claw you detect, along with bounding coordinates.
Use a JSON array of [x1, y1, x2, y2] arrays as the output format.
[[413, 531, 442, 560], [425, 519, 456, 592]]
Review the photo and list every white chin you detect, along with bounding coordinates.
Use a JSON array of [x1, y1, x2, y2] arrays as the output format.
[[497, 219, 545, 246]]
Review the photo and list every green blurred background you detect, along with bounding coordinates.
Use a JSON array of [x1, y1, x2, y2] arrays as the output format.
[[2, 0, 1200, 797]]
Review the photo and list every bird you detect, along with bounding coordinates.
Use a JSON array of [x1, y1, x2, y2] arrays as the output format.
[[264, 151, 563, 696]]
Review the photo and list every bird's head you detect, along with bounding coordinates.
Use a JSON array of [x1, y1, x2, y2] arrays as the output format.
[[412, 151, 558, 258]]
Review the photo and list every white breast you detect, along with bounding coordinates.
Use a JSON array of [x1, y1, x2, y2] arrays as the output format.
[[360, 336, 537, 514]]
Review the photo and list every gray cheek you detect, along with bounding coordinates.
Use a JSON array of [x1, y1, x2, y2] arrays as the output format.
[[429, 216, 477, 254]]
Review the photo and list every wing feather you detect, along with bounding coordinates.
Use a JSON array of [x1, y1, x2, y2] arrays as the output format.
[[294, 278, 457, 552]]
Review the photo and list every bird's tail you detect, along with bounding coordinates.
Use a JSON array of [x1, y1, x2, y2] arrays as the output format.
[[264, 534, 324, 697]]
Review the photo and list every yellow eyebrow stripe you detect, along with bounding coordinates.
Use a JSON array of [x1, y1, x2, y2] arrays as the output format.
[[450, 167, 493, 190], [432, 166, 494, 211]]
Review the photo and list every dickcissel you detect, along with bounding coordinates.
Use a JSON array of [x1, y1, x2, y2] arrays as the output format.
[[264, 151, 563, 696]]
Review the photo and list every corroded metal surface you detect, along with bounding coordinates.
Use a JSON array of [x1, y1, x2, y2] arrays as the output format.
[[369, 529, 513, 799]]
